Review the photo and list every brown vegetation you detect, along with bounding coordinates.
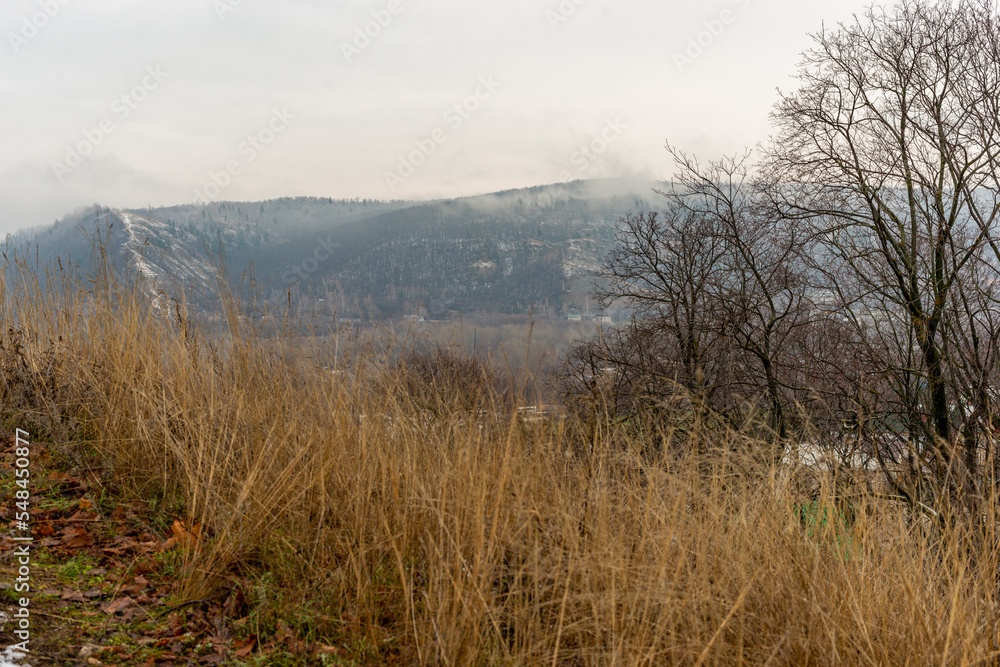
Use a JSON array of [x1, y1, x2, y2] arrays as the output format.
[[1, 250, 1000, 665]]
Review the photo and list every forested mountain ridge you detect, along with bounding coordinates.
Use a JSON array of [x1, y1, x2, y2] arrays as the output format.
[[15, 179, 663, 319]]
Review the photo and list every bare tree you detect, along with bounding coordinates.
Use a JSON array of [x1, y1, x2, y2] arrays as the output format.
[[660, 148, 816, 440], [577, 149, 815, 443], [561, 0, 1000, 500], [595, 207, 728, 402], [764, 0, 1000, 495]]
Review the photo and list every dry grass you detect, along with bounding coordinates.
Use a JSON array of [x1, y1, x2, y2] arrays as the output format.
[[3, 257, 1000, 665]]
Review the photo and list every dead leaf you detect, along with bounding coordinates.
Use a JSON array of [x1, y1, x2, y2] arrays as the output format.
[[120, 606, 147, 622], [61, 590, 87, 603], [163, 518, 202, 551], [209, 627, 231, 646], [129, 575, 150, 590], [62, 533, 96, 548], [168, 612, 184, 633], [78, 498, 93, 509], [222, 589, 247, 619], [102, 596, 136, 615], [274, 620, 292, 643], [234, 638, 256, 657], [61, 525, 96, 548]]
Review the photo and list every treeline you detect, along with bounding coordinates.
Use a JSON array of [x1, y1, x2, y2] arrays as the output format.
[[561, 0, 1000, 512]]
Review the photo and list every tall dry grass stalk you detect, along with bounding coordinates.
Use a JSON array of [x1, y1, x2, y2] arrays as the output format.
[[2, 253, 1000, 665]]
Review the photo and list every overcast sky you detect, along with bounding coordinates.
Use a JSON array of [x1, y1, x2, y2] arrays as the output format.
[[0, 0, 877, 234]]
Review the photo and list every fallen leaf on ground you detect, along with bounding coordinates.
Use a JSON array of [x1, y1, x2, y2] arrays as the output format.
[[162, 518, 201, 551], [102, 596, 136, 615], [61, 525, 95, 548], [234, 637, 256, 657], [119, 606, 147, 622]]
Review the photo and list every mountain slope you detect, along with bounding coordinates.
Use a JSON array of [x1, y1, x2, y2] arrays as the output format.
[[17, 180, 665, 319]]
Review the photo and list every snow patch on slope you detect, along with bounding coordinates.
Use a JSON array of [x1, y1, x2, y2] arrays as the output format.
[[112, 209, 218, 312]]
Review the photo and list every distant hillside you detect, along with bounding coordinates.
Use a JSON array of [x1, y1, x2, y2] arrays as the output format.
[[16, 180, 665, 320]]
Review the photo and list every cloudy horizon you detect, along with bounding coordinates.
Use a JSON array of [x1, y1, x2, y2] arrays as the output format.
[[1, 0, 875, 234]]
